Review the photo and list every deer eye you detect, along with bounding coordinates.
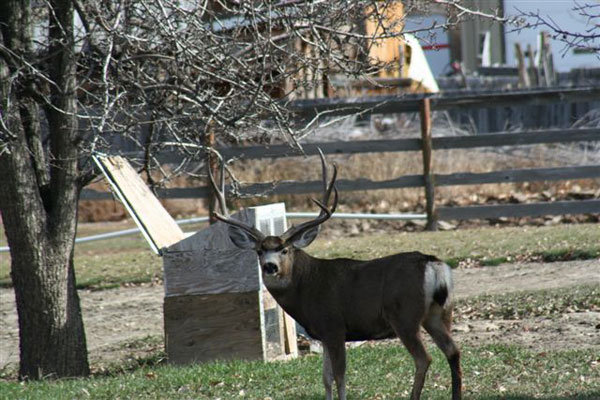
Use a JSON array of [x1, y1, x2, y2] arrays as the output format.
[[281, 248, 289, 255]]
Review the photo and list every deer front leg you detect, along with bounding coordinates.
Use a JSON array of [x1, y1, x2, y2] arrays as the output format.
[[322, 339, 346, 400]]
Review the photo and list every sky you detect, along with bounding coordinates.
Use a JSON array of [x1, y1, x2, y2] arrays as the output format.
[[405, 1, 599, 75], [503, 0, 599, 71]]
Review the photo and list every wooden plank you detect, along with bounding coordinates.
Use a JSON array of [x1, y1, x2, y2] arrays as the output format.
[[219, 165, 599, 196], [163, 209, 260, 296], [154, 186, 211, 199], [290, 87, 600, 119], [527, 43, 538, 87], [221, 139, 421, 159], [163, 247, 260, 296], [283, 313, 298, 357], [164, 292, 264, 364], [85, 164, 600, 201], [229, 176, 425, 196], [81, 186, 211, 200], [219, 139, 422, 160], [435, 165, 600, 186], [432, 128, 600, 150], [80, 189, 115, 200], [262, 290, 285, 360], [115, 128, 599, 163], [145, 176, 424, 200], [477, 66, 519, 76], [514, 43, 530, 88], [431, 88, 598, 111], [330, 77, 414, 88], [438, 199, 600, 220], [95, 156, 185, 253]]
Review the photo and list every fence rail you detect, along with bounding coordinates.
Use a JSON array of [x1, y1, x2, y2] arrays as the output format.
[[82, 87, 600, 227], [217, 128, 600, 160], [105, 127, 599, 166], [81, 164, 600, 201], [290, 86, 600, 118], [437, 199, 600, 220]]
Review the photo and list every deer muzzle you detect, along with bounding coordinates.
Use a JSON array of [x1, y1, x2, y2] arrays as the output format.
[[263, 262, 279, 275]]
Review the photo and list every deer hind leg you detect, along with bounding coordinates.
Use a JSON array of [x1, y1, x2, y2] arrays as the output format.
[[322, 340, 347, 400], [390, 322, 432, 400], [322, 345, 334, 400], [423, 305, 462, 400]]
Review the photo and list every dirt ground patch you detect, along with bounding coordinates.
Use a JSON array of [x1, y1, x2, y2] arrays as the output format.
[[453, 259, 599, 298], [1, 259, 598, 371]]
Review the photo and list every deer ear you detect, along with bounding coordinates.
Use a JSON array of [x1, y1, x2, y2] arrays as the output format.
[[227, 225, 258, 250], [290, 226, 320, 249]]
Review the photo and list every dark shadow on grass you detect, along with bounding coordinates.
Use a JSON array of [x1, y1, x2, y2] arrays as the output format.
[[281, 393, 600, 400], [477, 394, 600, 400]]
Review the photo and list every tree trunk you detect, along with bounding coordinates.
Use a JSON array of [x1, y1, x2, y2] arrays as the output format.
[[0, 131, 90, 380], [0, 0, 90, 379]]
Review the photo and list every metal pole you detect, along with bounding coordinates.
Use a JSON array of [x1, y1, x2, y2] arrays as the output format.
[[0, 212, 426, 253]]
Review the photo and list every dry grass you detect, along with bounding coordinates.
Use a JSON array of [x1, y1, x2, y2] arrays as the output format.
[[226, 147, 599, 213]]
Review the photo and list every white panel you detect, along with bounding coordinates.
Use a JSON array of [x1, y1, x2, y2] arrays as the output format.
[[251, 203, 288, 235]]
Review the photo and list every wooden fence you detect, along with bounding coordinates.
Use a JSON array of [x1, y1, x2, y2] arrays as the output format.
[[82, 86, 600, 228]]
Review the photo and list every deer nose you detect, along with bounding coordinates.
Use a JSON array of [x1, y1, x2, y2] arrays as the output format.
[[263, 262, 279, 275]]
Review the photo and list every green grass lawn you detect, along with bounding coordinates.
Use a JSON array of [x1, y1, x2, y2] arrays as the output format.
[[1, 222, 599, 288], [310, 223, 600, 267], [1, 344, 598, 399], [1, 222, 599, 398]]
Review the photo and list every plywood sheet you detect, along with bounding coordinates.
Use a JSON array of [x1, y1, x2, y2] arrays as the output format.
[[163, 209, 260, 296], [164, 291, 264, 364], [163, 246, 260, 296], [95, 156, 184, 253]]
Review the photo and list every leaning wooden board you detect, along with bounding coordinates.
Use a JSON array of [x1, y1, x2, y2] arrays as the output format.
[[94, 155, 185, 253]]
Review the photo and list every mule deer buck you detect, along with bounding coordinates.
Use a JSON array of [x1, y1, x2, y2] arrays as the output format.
[[209, 151, 462, 400]]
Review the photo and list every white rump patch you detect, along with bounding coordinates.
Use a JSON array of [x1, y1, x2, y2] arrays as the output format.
[[424, 261, 453, 310]]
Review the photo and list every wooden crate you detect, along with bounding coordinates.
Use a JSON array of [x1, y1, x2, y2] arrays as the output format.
[[94, 156, 297, 365], [162, 204, 298, 364]]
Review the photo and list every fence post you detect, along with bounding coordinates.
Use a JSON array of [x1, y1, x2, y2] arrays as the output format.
[[205, 129, 218, 225], [526, 44, 538, 87], [515, 43, 530, 88], [419, 98, 437, 231]]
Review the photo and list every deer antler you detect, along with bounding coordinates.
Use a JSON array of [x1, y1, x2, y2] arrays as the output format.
[[281, 149, 338, 243], [207, 154, 265, 241]]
